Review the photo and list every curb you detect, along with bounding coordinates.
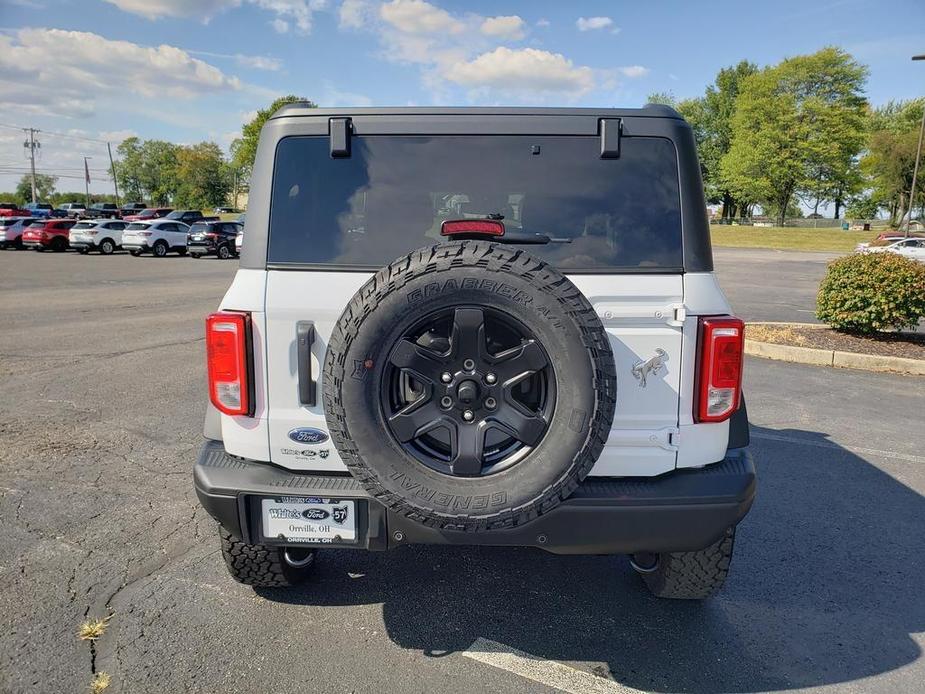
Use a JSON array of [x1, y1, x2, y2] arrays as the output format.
[[744, 339, 925, 375]]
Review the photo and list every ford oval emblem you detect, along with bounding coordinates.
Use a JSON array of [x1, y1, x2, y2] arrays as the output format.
[[288, 427, 329, 445], [302, 508, 330, 521]]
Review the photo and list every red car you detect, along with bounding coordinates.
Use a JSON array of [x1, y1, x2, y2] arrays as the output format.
[[122, 207, 173, 222], [0, 202, 30, 218], [21, 219, 77, 251]]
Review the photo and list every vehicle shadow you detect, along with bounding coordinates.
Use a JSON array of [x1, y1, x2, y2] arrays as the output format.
[[259, 425, 925, 692]]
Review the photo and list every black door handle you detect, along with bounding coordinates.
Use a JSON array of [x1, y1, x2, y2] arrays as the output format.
[[296, 321, 316, 406]]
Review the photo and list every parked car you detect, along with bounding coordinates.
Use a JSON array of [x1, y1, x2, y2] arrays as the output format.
[[120, 202, 147, 217], [165, 209, 212, 225], [122, 219, 190, 257], [0, 217, 37, 249], [57, 202, 88, 218], [196, 105, 753, 599], [21, 218, 76, 251], [83, 203, 120, 219], [856, 232, 925, 252], [188, 220, 242, 259], [68, 219, 127, 254], [122, 207, 172, 223], [24, 202, 54, 218], [0, 202, 30, 218], [863, 237, 925, 262]]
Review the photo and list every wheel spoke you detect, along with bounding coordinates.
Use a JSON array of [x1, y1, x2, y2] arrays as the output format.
[[449, 421, 486, 476], [450, 308, 487, 360], [387, 399, 444, 443], [492, 340, 548, 386], [389, 339, 447, 381], [488, 403, 547, 447]]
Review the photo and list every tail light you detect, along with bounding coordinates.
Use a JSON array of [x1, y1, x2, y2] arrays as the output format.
[[139, 231, 152, 237], [441, 219, 505, 237], [695, 316, 744, 423], [206, 312, 253, 416]]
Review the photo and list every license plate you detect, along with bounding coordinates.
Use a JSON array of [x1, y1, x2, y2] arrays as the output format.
[[261, 497, 357, 544]]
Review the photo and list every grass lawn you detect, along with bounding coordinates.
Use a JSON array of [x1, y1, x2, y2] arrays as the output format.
[[710, 225, 879, 252]]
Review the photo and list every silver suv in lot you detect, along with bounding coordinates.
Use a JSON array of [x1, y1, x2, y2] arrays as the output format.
[[195, 106, 754, 599]]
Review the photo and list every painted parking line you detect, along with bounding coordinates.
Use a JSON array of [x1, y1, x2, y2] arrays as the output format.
[[751, 431, 925, 464], [462, 637, 644, 694]]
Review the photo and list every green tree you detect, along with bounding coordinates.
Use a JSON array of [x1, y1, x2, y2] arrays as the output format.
[[14, 173, 57, 203], [139, 140, 180, 205], [722, 48, 868, 226], [861, 98, 925, 225], [116, 136, 146, 202], [175, 142, 232, 209], [646, 91, 677, 107], [231, 95, 315, 176]]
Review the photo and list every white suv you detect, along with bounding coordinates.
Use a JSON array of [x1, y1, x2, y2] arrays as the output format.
[[0, 217, 37, 250], [69, 219, 127, 255], [195, 106, 755, 599], [122, 219, 190, 257]]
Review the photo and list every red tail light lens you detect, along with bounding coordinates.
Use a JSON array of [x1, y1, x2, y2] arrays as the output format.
[[695, 316, 744, 423], [206, 312, 252, 416], [441, 219, 505, 237]]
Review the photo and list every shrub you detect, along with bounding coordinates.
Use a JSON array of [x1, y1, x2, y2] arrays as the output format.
[[816, 252, 925, 333]]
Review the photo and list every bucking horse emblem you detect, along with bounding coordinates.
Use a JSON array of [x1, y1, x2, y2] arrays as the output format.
[[631, 349, 668, 388]]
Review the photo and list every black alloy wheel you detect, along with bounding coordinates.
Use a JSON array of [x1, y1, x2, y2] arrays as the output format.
[[381, 306, 555, 477]]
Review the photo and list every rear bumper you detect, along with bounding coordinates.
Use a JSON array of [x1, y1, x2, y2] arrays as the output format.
[[194, 440, 756, 555]]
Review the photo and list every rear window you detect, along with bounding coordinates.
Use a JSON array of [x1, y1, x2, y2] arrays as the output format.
[[267, 135, 682, 271], [126, 222, 150, 230], [73, 222, 96, 229]]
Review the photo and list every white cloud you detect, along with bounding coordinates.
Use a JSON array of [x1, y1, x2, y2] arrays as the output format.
[[479, 15, 525, 40], [271, 17, 290, 32], [339, 0, 370, 28], [191, 49, 283, 70], [380, 0, 463, 35], [444, 47, 595, 97], [536, 18, 550, 27], [234, 54, 283, 70], [105, 0, 325, 33], [98, 129, 139, 143], [102, 0, 241, 20], [0, 29, 241, 120], [576, 16, 613, 31], [618, 65, 649, 78]]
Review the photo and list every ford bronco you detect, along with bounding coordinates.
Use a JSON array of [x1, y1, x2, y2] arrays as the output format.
[[194, 105, 755, 599]]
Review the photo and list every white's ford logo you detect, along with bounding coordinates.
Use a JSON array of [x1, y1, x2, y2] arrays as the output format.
[[288, 427, 329, 444]]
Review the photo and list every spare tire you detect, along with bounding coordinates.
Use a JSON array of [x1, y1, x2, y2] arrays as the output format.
[[323, 241, 616, 531]]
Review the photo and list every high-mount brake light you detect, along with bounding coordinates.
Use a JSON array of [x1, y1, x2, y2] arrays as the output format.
[[695, 316, 744, 423], [206, 312, 252, 416], [440, 219, 505, 237]]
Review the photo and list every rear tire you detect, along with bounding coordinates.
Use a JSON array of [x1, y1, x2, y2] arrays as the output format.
[[217, 244, 231, 259], [633, 527, 736, 599], [51, 237, 67, 252], [152, 241, 168, 257], [190, 253, 202, 259], [130, 250, 142, 256], [219, 528, 315, 588], [177, 248, 187, 256], [99, 239, 115, 255]]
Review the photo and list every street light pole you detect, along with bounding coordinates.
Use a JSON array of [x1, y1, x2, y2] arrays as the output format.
[[906, 54, 925, 237]]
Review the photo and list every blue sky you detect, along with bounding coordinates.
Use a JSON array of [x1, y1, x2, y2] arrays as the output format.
[[0, 0, 923, 194]]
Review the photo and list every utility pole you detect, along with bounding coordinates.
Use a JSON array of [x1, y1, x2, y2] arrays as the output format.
[[107, 142, 120, 207], [23, 128, 40, 203], [84, 157, 92, 208], [906, 54, 925, 237]]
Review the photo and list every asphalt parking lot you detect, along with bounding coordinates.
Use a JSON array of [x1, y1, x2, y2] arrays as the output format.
[[1, 249, 923, 693]]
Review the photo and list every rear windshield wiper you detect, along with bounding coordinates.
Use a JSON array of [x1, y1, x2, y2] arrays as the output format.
[[498, 232, 572, 245]]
